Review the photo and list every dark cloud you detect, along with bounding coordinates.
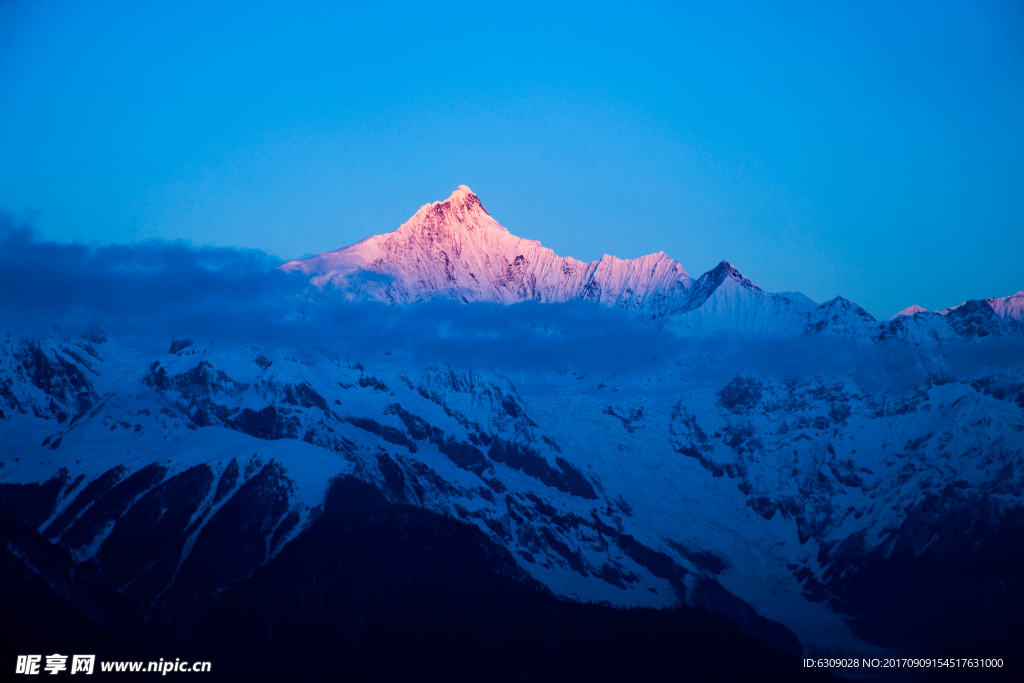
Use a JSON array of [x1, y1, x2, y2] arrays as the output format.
[[1, 214, 1014, 389], [0, 215, 301, 343], [0, 216, 675, 373], [944, 337, 1024, 376]]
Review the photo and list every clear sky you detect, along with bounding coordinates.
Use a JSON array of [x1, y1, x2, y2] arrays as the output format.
[[1, 0, 1021, 318]]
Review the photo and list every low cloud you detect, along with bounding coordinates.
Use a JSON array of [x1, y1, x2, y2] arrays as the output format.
[[0, 216, 674, 374], [1, 214, 1014, 389]]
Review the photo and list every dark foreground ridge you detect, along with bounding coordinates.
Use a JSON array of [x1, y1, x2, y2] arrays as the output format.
[[2, 476, 835, 683]]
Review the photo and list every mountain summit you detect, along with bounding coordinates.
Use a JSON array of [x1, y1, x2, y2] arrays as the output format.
[[283, 186, 1022, 340], [283, 186, 693, 313]]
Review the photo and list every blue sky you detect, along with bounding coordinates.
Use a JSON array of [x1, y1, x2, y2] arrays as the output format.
[[1, 0, 1021, 318]]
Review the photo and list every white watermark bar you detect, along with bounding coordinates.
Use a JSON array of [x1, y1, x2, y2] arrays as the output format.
[[15, 655, 212, 675]]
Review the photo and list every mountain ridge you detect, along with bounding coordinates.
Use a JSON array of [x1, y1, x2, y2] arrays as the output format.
[[283, 186, 695, 314], [284, 186, 1021, 335], [2, 186, 1022, 670]]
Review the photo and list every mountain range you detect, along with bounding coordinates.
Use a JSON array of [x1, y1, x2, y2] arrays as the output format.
[[284, 186, 1022, 329], [2, 186, 1022, 680]]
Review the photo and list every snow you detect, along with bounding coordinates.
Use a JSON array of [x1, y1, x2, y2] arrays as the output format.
[[988, 291, 1024, 321], [2, 185, 1022, 657], [893, 304, 927, 318], [281, 186, 1024, 344], [4, 305, 1023, 655], [777, 291, 818, 310], [282, 186, 694, 313]]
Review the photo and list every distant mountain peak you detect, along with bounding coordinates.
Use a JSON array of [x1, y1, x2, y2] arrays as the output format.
[[280, 187, 1021, 339], [821, 295, 874, 319], [988, 291, 1024, 322], [943, 298, 1009, 338], [718, 260, 758, 289], [420, 184, 490, 219], [283, 186, 693, 312], [804, 296, 876, 333], [683, 260, 760, 310], [398, 185, 502, 238], [893, 304, 928, 318]]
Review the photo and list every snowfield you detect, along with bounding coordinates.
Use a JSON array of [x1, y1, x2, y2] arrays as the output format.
[[2, 186, 1021, 658]]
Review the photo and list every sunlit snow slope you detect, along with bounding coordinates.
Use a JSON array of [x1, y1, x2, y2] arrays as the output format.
[[283, 186, 694, 315]]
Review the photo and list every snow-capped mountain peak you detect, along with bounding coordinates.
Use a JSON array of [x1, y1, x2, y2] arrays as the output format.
[[280, 186, 1023, 344], [988, 291, 1024, 322], [398, 185, 506, 238], [893, 304, 928, 318], [282, 186, 694, 313], [804, 296, 877, 334], [683, 260, 761, 310]]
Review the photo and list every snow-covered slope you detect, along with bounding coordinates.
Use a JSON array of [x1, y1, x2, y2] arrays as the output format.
[[2, 186, 1022, 660], [893, 304, 927, 317], [664, 261, 813, 337], [283, 186, 693, 315], [988, 291, 1024, 322], [2, 304, 1022, 656], [282, 186, 835, 337]]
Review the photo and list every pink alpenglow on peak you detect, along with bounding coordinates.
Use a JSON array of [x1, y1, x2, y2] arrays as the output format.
[[939, 292, 1024, 321], [893, 305, 928, 318], [988, 292, 1024, 322], [282, 186, 693, 314], [280, 186, 1024, 338]]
